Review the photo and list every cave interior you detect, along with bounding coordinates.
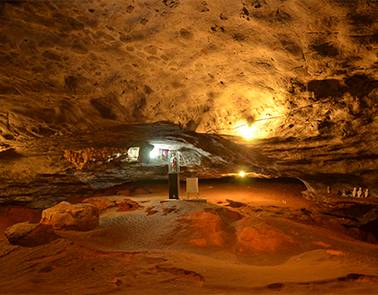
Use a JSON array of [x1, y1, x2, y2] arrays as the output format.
[[0, 0, 377, 294]]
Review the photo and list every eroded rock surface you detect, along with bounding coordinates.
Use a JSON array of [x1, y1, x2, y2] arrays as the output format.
[[83, 196, 141, 212], [5, 222, 58, 247], [0, 0, 376, 199], [40, 201, 99, 231]]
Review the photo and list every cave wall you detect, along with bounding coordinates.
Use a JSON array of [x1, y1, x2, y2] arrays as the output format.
[[0, 0, 376, 140], [0, 0, 377, 197]]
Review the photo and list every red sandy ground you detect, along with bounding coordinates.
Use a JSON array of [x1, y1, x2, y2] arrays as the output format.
[[0, 182, 377, 294]]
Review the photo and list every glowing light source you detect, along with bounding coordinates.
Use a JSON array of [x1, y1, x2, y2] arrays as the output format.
[[235, 123, 258, 140], [128, 147, 140, 162], [238, 170, 247, 178], [148, 142, 175, 161], [149, 147, 160, 159]]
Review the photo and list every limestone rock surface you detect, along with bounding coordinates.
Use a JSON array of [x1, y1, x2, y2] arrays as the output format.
[[5, 222, 58, 247], [83, 196, 141, 212], [0, 0, 376, 199], [40, 201, 99, 231]]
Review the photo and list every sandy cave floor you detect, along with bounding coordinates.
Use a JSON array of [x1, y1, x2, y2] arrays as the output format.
[[0, 180, 377, 295]]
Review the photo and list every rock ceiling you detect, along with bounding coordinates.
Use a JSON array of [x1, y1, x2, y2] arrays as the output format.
[[0, 0, 377, 201]]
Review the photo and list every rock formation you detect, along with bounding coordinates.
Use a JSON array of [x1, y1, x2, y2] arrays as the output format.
[[40, 201, 99, 231], [5, 222, 58, 247]]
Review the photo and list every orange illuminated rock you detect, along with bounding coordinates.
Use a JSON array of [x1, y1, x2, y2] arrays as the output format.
[[82, 197, 117, 212], [313, 241, 331, 248], [180, 211, 225, 248], [5, 222, 58, 247], [83, 197, 141, 213], [41, 201, 99, 231], [326, 249, 345, 256], [235, 224, 294, 253], [116, 199, 141, 212]]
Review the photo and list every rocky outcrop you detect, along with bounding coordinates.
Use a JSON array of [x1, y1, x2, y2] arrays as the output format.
[[180, 211, 226, 248], [64, 147, 129, 170], [178, 207, 244, 248], [82, 197, 117, 212], [5, 222, 58, 247], [83, 197, 141, 213], [40, 201, 99, 231], [235, 224, 294, 253]]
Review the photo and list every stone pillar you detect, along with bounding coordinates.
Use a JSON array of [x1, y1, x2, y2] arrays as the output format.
[[168, 150, 180, 199], [168, 173, 180, 199]]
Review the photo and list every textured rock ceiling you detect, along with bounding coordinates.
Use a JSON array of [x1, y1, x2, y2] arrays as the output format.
[[0, 0, 377, 200]]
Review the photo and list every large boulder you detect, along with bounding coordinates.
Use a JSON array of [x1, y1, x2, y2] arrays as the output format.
[[5, 222, 58, 247], [40, 201, 99, 231]]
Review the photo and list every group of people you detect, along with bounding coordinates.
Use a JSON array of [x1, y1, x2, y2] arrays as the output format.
[[351, 187, 369, 198], [330, 186, 370, 198], [343, 187, 369, 198]]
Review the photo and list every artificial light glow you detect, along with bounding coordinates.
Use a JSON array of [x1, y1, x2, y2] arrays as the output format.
[[236, 123, 258, 140], [148, 143, 173, 160], [238, 170, 247, 178], [149, 147, 160, 159]]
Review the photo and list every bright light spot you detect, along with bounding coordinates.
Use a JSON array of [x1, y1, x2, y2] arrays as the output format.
[[149, 147, 160, 159], [235, 123, 258, 140], [128, 147, 140, 161], [238, 170, 247, 178]]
